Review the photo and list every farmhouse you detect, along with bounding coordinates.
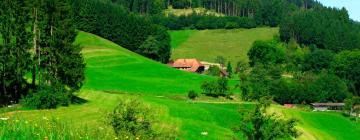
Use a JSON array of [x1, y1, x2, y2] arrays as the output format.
[[311, 103, 345, 111], [168, 59, 205, 73]]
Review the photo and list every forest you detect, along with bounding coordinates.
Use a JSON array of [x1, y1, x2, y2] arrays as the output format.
[[0, 0, 84, 108]]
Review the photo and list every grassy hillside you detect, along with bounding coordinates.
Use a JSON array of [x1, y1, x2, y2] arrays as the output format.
[[276, 106, 360, 140], [1, 31, 359, 140], [78, 31, 211, 95], [170, 27, 278, 64], [0, 32, 246, 139]]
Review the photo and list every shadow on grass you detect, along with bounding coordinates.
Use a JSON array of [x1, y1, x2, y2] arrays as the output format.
[[103, 90, 126, 95], [71, 96, 88, 105]]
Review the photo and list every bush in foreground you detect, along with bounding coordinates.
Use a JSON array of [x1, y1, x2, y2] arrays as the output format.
[[107, 99, 176, 139], [188, 90, 198, 100], [235, 100, 299, 140]]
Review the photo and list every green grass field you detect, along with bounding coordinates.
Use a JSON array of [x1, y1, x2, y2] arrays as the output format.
[[170, 27, 279, 64], [78, 31, 212, 95], [1, 31, 359, 140]]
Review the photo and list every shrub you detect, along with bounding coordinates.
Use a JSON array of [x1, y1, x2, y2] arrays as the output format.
[[206, 65, 221, 76], [188, 90, 198, 100], [201, 78, 229, 97], [248, 40, 286, 66], [225, 22, 238, 29], [303, 49, 335, 72], [107, 99, 156, 139], [20, 86, 71, 109]]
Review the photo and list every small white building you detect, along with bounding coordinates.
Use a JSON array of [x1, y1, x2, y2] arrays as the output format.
[[311, 103, 345, 111]]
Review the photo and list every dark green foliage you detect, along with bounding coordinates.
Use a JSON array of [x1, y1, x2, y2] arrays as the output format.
[[331, 50, 360, 96], [0, 0, 31, 101], [21, 86, 70, 109], [0, 0, 84, 106], [235, 102, 298, 140], [225, 22, 239, 29], [188, 90, 198, 100], [240, 65, 282, 101], [235, 60, 249, 74], [284, 39, 308, 72], [46, 0, 84, 91], [137, 36, 162, 62], [280, 6, 360, 52], [248, 40, 286, 67], [32, 0, 85, 93], [270, 78, 306, 104], [107, 99, 156, 139], [344, 96, 360, 117], [255, 0, 296, 27], [206, 65, 221, 77], [303, 49, 335, 72], [73, 0, 171, 63], [226, 62, 233, 77], [201, 77, 229, 97], [271, 72, 350, 104], [112, 0, 165, 14], [310, 73, 350, 102], [111, 0, 320, 29]]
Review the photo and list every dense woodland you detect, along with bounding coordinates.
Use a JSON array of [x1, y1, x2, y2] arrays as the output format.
[[0, 0, 84, 108], [112, 0, 320, 28]]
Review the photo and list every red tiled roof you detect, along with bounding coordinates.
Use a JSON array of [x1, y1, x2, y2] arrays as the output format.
[[170, 59, 203, 72]]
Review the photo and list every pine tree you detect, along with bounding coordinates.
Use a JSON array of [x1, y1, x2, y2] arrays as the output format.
[[226, 61, 232, 78], [38, 0, 85, 91], [0, 0, 31, 100]]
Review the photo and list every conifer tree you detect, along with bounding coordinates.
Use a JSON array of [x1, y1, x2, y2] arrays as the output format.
[[38, 0, 85, 90], [226, 61, 232, 77], [0, 0, 31, 100]]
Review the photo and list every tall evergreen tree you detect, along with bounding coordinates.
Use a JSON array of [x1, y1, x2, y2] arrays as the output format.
[[0, 0, 31, 100], [38, 0, 85, 90], [226, 61, 232, 77]]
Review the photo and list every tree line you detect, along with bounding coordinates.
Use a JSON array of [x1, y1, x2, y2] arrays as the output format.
[[158, 0, 318, 16], [152, 13, 257, 30], [0, 0, 84, 108], [280, 6, 360, 52], [107, 0, 321, 29], [112, 0, 320, 27]]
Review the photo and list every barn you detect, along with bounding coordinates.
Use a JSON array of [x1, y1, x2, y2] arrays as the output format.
[[168, 59, 205, 73]]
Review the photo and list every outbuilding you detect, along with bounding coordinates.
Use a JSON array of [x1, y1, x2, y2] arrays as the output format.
[[311, 103, 345, 111]]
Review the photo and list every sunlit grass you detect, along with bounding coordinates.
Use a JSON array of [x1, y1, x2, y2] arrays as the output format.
[[0, 116, 114, 140], [170, 27, 279, 65]]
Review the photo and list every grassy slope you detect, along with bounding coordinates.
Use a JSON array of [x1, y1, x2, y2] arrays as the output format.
[[79, 31, 211, 95], [1, 31, 359, 140], [170, 27, 278, 64], [170, 30, 196, 49], [0, 32, 246, 139]]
